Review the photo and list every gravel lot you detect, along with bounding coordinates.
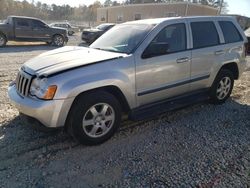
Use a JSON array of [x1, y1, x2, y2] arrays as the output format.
[[0, 34, 250, 187]]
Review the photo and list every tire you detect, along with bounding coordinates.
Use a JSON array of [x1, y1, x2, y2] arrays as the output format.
[[46, 41, 52, 45], [52, 34, 65, 47], [209, 69, 234, 104], [67, 91, 122, 145], [0, 33, 7, 47], [68, 31, 74, 36]]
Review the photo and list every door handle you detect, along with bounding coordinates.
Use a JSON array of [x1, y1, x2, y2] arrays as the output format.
[[214, 50, 225, 55], [176, 57, 190, 64]]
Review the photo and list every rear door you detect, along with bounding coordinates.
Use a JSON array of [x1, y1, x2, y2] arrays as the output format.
[[14, 18, 33, 39], [189, 19, 223, 91], [31, 19, 51, 40]]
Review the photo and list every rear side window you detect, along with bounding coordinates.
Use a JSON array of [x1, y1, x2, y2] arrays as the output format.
[[219, 21, 243, 43], [191, 21, 219, 49]]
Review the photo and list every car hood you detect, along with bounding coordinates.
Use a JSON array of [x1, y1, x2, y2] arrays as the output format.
[[0, 23, 7, 28], [23, 46, 126, 77]]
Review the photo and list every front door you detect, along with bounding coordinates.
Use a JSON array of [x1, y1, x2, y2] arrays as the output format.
[[135, 23, 191, 106], [14, 18, 33, 39]]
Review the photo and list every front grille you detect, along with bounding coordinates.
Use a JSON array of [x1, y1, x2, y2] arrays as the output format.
[[15, 70, 32, 97]]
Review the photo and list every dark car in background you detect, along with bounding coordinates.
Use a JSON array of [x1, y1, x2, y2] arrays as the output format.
[[81, 23, 115, 44], [245, 27, 250, 54], [50, 22, 79, 36], [0, 16, 68, 47]]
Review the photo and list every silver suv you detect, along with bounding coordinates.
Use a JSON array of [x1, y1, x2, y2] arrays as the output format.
[[8, 16, 248, 145]]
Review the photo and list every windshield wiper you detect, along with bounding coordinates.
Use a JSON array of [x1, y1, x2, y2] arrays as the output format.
[[93, 47, 122, 53]]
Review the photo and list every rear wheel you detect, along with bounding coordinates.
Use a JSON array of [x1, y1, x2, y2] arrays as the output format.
[[0, 34, 7, 47], [52, 35, 65, 47], [209, 69, 234, 104], [67, 91, 121, 145]]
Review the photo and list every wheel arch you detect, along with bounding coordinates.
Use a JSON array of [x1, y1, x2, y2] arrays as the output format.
[[52, 33, 65, 40], [75, 86, 131, 113], [219, 62, 239, 80], [64, 85, 131, 129]]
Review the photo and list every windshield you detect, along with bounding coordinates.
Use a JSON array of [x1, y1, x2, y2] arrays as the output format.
[[96, 24, 111, 30], [90, 24, 154, 54]]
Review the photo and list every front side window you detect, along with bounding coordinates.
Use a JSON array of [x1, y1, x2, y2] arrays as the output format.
[[219, 21, 243, 43], [191, 21, 219, 49], [32, 20, 47, 28], [151, 23, 186, 53]]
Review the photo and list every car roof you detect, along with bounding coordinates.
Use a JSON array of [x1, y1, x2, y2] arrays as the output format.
[[124, 16, 236, 25], [98, 23, 115, 26], [8, 15, 41, 21], [51, 22, 69, 24]]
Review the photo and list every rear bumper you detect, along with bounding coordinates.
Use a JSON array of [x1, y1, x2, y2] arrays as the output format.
[[8, 84, 74, 128]]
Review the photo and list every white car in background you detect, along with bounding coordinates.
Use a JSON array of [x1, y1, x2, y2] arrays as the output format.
[[245, 27, 250, 54], [50, 22, 79, 36]]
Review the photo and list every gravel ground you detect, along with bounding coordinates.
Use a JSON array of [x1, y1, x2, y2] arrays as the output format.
[[0, 34, 250, 187]]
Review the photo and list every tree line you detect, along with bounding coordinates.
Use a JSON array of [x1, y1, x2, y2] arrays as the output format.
[[0, 0, 228, 22]]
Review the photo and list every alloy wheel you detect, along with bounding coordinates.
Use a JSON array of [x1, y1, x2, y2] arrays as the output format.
[[54, 36, 64, 46], [82, 103, 115, 138], [216, 76, 231, 100]]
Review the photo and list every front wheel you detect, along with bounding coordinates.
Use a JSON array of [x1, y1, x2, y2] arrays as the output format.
[[52, 35, 65, 47], [67, 91, 121, 145], [209, 69, 234, 104], [68, 31, 74, 36], [0, 34, 7, 47]]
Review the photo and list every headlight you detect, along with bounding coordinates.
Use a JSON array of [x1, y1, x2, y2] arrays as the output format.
[[30, 78, 57, 100]]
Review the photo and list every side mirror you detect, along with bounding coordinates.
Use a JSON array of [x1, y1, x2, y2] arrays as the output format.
[[142, 42, 169, 59]]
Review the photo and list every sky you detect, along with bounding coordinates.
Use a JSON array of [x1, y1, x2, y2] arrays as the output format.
[[23, 0, 250, 17]]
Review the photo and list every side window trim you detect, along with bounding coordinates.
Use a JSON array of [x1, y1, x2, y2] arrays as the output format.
[[214, 21, 225, 44], [190, 21, 220, 50], [141, 22, 188, 59]]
